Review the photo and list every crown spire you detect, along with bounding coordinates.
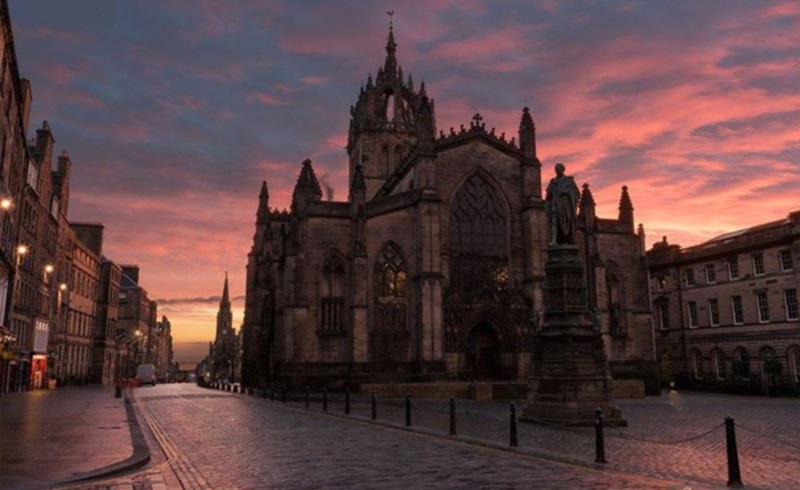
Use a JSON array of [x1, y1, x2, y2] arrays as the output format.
[[386, 10, 396, 54], [384, 10, 398, 75]]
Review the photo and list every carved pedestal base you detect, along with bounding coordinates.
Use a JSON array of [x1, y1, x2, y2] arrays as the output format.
[[522, 245, 627, 427]]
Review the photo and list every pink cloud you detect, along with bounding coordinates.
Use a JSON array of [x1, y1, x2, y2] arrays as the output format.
[[300, 75, 328, 86], [247, 91, 286, 105]]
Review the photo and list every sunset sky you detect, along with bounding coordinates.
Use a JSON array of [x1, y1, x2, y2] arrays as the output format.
[[8, 1, 799, 362]]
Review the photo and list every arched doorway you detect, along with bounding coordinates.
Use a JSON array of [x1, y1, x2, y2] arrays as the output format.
[[466, 322, 498, 380]]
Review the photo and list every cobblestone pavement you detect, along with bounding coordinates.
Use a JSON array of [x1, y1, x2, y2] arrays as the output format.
[[54, 385, 798, 490], [333, 390, 799, 490], [57, 384, 706, 490]]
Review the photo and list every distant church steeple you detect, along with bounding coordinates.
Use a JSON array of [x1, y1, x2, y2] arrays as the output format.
[[347, 12, 436, 198], [220, 272, 230, 309], [212, 272, 235, 382]]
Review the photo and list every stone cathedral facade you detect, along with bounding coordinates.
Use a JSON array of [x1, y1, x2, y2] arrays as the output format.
[[241, 25, 658, 393]]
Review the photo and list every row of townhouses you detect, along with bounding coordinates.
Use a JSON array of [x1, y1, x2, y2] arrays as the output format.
[[0, 3, 173, 394], [648, 212, 799, 395]]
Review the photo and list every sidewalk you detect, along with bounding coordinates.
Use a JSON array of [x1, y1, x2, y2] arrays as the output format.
[[0, 386, 149, 490]]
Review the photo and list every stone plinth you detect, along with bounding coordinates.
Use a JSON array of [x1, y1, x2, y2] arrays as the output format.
[[522, 245, 627, 427]]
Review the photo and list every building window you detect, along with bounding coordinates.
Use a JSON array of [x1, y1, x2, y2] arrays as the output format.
[[657, 303, 669, 330], [381, 145, 390, 175], [727, 256, 739, 280], [687, 301, 698, 327], [705, 264, 716, 284], [779, 250, 793, 272], [752, 253, 765, 276], [731, 296, 744, 325], [712, 350, 725, 380], [656, 276, 666, 291], [320, 255, 346, 332], [785, 288, 798, 321], [756, 291, 770, 323], [373, 242, 408, 330], [733, 348, 750, 380], [789, 347, 800, 383], [692, 350, 704, 379], [708, 299, 720, 326], [449, 172, 508, 297], [683, 268, 695, 287], [26, 159, 39, 191], [371, 242, 409, 363]]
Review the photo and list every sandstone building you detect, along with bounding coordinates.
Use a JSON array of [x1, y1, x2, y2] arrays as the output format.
[[648, 211, 800, 394], [242, 24, 657, 392], [118, 265, 158, 377]]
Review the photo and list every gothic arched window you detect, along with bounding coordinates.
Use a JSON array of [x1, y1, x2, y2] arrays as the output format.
[[373, 242, 407, 330], [381, 145, 390, 175], [320, 255, 345, 332], [394, 145, 403, 170], [606, 262, 627, 337], [449, 173, 508, 298]]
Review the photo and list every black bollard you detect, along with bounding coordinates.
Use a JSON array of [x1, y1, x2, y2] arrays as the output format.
[[405, 394, 412, 427], [594, 407, 607, 463], [282, 386, 287, 403], [305, 386, 310, 408], [449, 398, 457, 436], [371, 393, 377, 420], [345, 389, 351, 415], [509, 403, 518, 447], [115, 385, 122, 399], [323, 387, 328, 412], [725, 416, 743, 487], [271, 386, 275, 400]]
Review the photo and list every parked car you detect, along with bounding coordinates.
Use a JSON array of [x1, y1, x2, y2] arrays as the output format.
[[136, 364, 157, 386]]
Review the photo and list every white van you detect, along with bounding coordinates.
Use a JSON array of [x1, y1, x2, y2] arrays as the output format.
[[136, 364, 157, 386]]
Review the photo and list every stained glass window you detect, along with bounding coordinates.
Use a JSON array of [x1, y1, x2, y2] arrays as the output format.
[[449, 173, 508, 297], [373, 242, 407, 330]]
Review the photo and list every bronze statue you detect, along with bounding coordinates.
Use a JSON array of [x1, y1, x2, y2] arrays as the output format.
[[545, 163, 580, 246]]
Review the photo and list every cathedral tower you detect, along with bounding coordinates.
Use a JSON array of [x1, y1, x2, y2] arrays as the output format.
[[346, 15, 436, 198]]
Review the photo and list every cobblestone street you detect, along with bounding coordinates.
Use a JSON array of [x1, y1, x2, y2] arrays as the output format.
[[48, 384, 799, 489]]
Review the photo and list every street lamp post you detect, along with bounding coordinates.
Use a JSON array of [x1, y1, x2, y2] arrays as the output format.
[[13, 245, 27, 391], [57, 283, 68, 382]]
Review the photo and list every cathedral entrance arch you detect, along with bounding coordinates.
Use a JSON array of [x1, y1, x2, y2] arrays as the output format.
[[466, 321, 499, 380]]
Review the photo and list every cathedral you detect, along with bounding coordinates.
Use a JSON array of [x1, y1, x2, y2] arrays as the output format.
[[241, 23, 658, 393]]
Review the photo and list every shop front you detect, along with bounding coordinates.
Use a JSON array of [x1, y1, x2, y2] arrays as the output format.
[[30, 354, 48, 389]]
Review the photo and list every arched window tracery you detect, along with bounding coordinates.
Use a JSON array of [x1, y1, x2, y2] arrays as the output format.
[[449, 173, 508, 298], [373, 243, 407, 330]]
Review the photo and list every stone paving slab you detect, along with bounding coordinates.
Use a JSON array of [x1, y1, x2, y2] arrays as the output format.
[[0, 386, 149, 490]]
